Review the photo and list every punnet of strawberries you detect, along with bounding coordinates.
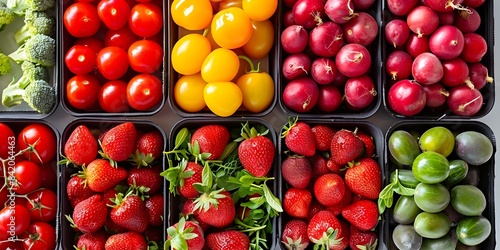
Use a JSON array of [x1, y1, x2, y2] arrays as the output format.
[[162, 120, 282, 250], [279, 117, 383, 250], [60, 121, 165, 250]]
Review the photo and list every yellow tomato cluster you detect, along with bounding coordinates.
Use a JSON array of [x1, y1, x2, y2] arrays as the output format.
[[171, 0, 277, 117]]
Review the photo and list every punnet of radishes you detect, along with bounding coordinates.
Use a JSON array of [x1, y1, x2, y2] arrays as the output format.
[[280, 0, 381, 117], [384, 0, 494, 118]]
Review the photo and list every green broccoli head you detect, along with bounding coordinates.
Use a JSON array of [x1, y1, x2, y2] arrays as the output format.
[[0, 51, 12, 76], [5, 0, 29, 16], [14, 11, 55, 44], [6, 0, 55, 15], [1, 62, 50, 108], [0, 2, 15, 30], [8, 33, 56, 67], [23, 79, 56, 114]]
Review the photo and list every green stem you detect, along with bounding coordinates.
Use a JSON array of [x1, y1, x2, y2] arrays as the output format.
[[238, 55, 260, 73]]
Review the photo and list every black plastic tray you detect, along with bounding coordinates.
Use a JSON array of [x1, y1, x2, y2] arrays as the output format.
[[383, 120, 496, 249], [381, 0, 495, 119], [59, 119, 167, 250]]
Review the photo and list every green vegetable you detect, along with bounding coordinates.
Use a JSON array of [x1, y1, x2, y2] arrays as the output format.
[[0, 2, 15, 31], [0, 50, 12, 76], [8, 33, 55, 67], [6, 0, 55, 16], [1, 78, 55, 114], [14, 10, 55, 44]]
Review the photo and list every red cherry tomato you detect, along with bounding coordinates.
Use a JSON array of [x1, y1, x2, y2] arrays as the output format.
[[26, 189, 58, 222], [74, 37, 104, 54], [127, 74, 163, 111], [99, 80, 130, 112], [104, 25, 139, 50], [96, 46, 129, 80], [0, 205, 30, 236], [128, 3, 163, 37], [0, 123, 14, 160], [66, 74, 101, 110], [11, 161, 42, 195], [128, 40, 163, 73], [63, 2, 101, 38], [97, 0, 131, 30], [65, 45, 96, 75], [22, 222, 56, 250], [17, 124, 57, 165]]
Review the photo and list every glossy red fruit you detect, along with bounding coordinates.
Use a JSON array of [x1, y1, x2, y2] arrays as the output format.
[[314, 173, 346, 206]]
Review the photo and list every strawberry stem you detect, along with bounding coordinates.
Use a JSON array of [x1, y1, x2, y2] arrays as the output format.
[[281, 116, 299, 138]]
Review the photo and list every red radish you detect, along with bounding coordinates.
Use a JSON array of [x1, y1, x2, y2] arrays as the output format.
[[422, 0, 467, 12], [324, 0, 357, 24], [332, 71, 349, 87], [311, 57, 337, 85], [282, 53, 311, 80], [283, 10, 296, 27], [386, 50, 413, 81], [344, 75, 377, 110], [335, 43, 371, 78], [317, 85, 343, 112], [412, 52, 443, 85], [460, 33, 487, 63], [441, 58, 469, 87], [308, 21, 344, 57], [281, 25, 309, 54], [387, 79, 427, 116], [284, 0, 299, 8], [467, 63, 494, 90], [405, 33, 430, 58], [343, 12, 378, 46], [407, 6, 439, 37], [283, 77, 319, 113], [385, 19, 411, 48], [447, 85, 483, 116], [438, 11, 455, 25], [454, 8, 481, 33], [353, 0, 376, 10], [387, 0, 418, 16], [423, 83, 450, 108], [292, 0, 325, 29], [462, 0, 485, 8], [429, 25, 464, 60]]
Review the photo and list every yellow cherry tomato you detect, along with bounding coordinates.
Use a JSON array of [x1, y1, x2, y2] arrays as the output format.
[[204, 82, 242, 117], [236, 56, 274, 113], [201, 48, 240, 82], [242, 0, 277, 21], [174, 73, 207, 112], [171, 0, 213, 30], [171, 33, 211, 75], [219, 0, 242, 10], [206, 27, 221, 50], [211, 7, 253, 49], [243, 19, 275, 59]]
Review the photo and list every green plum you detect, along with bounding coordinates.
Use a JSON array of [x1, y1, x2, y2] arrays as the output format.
[[442, 159, 468, 188], [456, 216, 491, 246], [389, 130, 421, 166], [392, 224, 423, 250], [451, 185, 486, 216], [419, 126, 455, 157], [455, 131, 493, 165], [393, 195, 422, 224], [414, 183, 450, 213], [412, 151, 450, 184], [414, 212, 450, 239]]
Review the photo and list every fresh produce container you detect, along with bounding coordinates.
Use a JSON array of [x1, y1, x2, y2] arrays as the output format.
[[277, 119, 385, 249], [0, 4, 59, 118], [383, 120, 496, 249], [166, 118, 279, 249], [382, 0, 495, 119], [0, 120, 60, 249], [167, 1, 279, 117], [59, 1, 166, 116], [277, 0, 382, 119], [60, 119, 167, 249]]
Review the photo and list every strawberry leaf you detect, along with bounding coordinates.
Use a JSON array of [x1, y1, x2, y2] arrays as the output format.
[[201, 162, 213, 189], [263, 183, 283, 213], [174, 128, 190, 150], [219, 141, 237, 161]]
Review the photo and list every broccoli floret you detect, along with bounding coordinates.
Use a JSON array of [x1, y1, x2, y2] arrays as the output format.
[[14, 11, 55, 44], [2, 61, 50, 106], [6, 0, 55, 15], [0, 51, 12, 76], [1, 78, 55, 114], [0, 2, 15, 31], [8, 33, 55, 67]]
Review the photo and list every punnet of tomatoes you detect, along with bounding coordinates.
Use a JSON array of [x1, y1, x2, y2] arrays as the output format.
[[59, 119, 166, 249], [60, 0, 165, 115], [278, 0, 382, 119], [278, 118, 385, 249], [168, 0, 279, 117], [382, 0, 495, 119], [0, 121, 60, 250], [163, 118, 281, 249]]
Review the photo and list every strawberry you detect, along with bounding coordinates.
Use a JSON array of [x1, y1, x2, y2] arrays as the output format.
[[102, 188, 119, 207], [127, 165, 163, 194], [100, 122, 137, 165], [190, 124, 230, 160], [344, 157, 381, 199], [283, 188, 312, 219], [104, 232, 147, 250], [66, 175, 94, 208], [281, 156, 312, 189], [104, 218, 127, 234], [110, 192, 149, 233], [144, 226, 163, 244], [166, 217, 205, 250], [330, 129, 365, 165], [309, 153, 330, 180], [75, 230, 107, 250], [307, 200, 325, 221], [326, 157, 342, 174], [349, 225, 378, 250], [356, 130, 375, 158], [281, 219, 309, 250], [181, 199, 210, 231], [67, 194, 107, 233], [145, 194, 164, 227], [282, 118, 316, 157], [194, 190, 236, 228], [331, 218, 350, 250], [313, 173, 346, 206], [307, 210, 343, 249], [311, 124, 336, 151], [206, 230, 250, 250], [163, 159, 203, 198], [83, 159, 128, 192], [62, 125, 98, 166], [341, 199, 379, 231], [237, 123, 275, 177], [130, 130, 164, 167], [326, 187, 352, 216]]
